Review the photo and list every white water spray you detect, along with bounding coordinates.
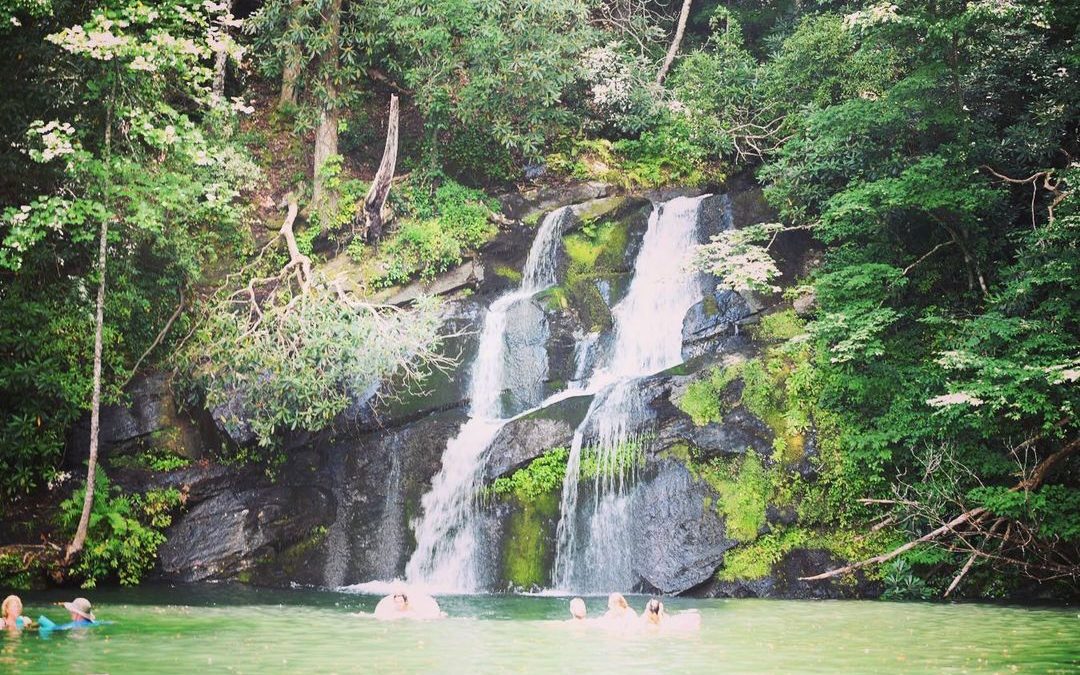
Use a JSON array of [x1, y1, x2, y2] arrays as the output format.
[[553, 195, 707, 592], [403, 207, 572, 591]]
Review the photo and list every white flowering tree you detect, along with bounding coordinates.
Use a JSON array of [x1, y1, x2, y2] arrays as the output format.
[[0, 0, 254, 559]]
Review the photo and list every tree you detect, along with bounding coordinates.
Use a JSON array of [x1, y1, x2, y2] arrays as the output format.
[[0, 0, 256, 509]]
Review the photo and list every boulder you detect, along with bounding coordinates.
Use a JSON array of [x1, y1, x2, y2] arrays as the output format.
[[159, 482, 334, 583], [630, 460, 736, 594], [484, 394, 593, 481]]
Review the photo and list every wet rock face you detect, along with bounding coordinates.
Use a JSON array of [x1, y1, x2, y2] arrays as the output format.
[[156, 449, 335, 583], [681, 289, 755, 361], [483, 394, 593, 481], [500, 298, 550, 416], [319, 408, 468, 587], [630, 460, 736, 594], [67, 372, 209, 463]]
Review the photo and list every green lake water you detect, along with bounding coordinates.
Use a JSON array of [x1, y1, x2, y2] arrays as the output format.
[[1, 585, 1077, 673]]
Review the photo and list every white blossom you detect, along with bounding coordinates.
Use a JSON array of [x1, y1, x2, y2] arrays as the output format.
[[927, 392, 985, 408], [26, 119, 77, 163]]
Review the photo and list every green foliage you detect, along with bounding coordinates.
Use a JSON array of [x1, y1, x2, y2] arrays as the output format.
[[547, 125, 723, 189], [718, 527, 810, 581], [179, 292, 444, 456], [490, 447, 568, 501], [374, 178, 498, 288], [0, 551, 46, 590], [58, 473, 183, 587], [881, 559, 932, 601], [691, 0, 1080, 592], [756, 310, 806, 341], [375, 0, 594, 160], [968, 485, 1080, 543], [703, 452, 769, 543], [677, 366, 741, 426], [718, 526, 898, 582], [678, 380, 723, 427], [0, 0, 255, 500], [109, 444, 191, 473]]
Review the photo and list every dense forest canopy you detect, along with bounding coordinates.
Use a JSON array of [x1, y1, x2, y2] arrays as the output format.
[[0, 0, 1077, 595]]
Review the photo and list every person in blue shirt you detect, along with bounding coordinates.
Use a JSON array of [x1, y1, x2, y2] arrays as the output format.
[[37, 597, 99, 632], [3, 594, 32, 629], [61, 597, 96, 626]]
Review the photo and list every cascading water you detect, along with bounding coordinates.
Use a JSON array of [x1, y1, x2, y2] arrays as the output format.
[[553, 195, 707, 592], [403, 207, 572, 591]]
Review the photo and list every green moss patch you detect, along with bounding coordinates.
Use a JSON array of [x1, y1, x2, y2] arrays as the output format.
[[560, 217, 634, 330], [677, 365, 742, 426], [717, 526, 901, 582], [502, 491, 559, 589], [494, 264, 523, 284]]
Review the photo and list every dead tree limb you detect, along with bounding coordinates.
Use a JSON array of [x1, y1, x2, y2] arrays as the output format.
[[277, 197, 310, 291], [361, 94, 399, 244], [656, 0, 692, 85], [800, 437, 1078, 583]]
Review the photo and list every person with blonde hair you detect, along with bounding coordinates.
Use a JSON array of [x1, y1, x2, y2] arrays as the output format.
[[2, 594, 32, 629], [568, 597, 587, 621], [602, 592, 637, 625]]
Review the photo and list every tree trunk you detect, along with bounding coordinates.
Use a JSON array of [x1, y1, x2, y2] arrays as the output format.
[[311, 0, 342, 224], [279, 0, 304, 108], [656, 0, 692, 86], [66, 216, 108, 560], [363, 95, 399, 243]]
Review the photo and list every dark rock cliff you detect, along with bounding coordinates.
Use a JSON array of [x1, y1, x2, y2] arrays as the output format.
[[95, 178, 871, 598]]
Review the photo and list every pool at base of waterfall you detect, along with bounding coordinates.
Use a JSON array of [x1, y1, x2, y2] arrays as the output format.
[[3, 586, 1077, 673]]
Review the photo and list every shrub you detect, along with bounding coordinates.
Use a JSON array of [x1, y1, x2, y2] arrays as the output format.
[[490, 447, 569, 501], [58, 473, 184, 587], [373, 178, 498, 287]]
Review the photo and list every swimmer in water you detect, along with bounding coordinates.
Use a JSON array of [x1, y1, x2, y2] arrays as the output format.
[[642, 598, 667, 626], [568, 597, 587, 621], [603, 592, 637, 623], [2, 595, 32, 629], [373, 588, 445, 620]]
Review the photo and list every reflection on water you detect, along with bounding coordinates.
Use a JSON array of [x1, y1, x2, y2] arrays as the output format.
[[2, 586, 1078, 673]]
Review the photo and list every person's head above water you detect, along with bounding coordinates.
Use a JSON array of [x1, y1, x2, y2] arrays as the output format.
[[569, 597, 587, 620], [391, 592, 409, 612], [607, 593, 629, 611], [62, 597, 95, 623], [2, 595, 23, 626], [644, 598, 664, 624]]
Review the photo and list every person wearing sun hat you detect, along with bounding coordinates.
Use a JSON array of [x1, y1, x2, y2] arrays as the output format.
[[61, 597, 96, 625]]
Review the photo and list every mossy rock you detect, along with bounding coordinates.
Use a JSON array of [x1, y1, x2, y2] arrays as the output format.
[[501, 491, 560, 589]]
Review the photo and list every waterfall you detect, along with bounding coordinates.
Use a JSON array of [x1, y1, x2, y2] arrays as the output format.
[[553, 195, 707, 592], [403, 207, 572, 591]]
